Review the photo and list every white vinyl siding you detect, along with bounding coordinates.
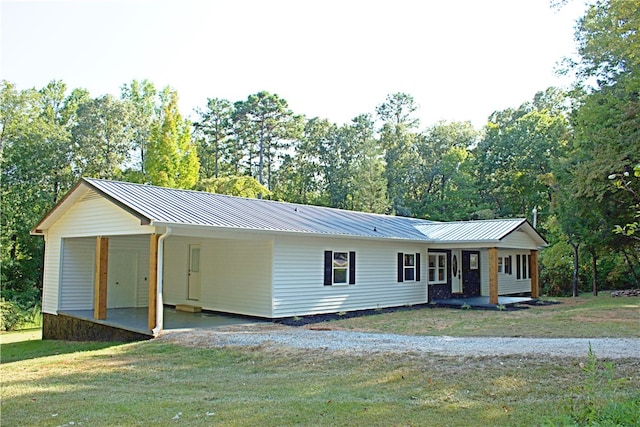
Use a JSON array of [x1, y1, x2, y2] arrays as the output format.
[[59, 237, 95, 311], [163, 236, 272, 317], [272, 236, 426, 318], [49, 192, 153, 237], [501, 230, 539, 250], [480, 249, 532, 295], [40, 193, 155, 313]]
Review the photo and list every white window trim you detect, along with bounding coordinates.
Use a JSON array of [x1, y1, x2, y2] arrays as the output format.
[[333, 251, 349, 285], [428, 253, 447, 285], [404, 253, 416, 282]]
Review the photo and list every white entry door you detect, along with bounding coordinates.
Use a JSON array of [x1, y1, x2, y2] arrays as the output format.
[[451, 250, 463, 293], [188, 244, 201, 300], [107, 251, 138, 308]]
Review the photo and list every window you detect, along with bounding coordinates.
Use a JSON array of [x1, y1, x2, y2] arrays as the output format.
[[428, 253, 447, 284], [504, 255, 513, 275], [517, 254, 530, 280], [324, 251, 355, 286], [397, 252, 420, 282], [498, 257, 504, 273]]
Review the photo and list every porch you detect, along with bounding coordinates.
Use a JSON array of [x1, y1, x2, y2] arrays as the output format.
[[433, 296, 537, 309]]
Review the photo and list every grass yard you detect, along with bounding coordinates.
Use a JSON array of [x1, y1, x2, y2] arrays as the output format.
[[2, 337, 639, 426], [1, 293, 638, 426], [308, 293, 640, 338]]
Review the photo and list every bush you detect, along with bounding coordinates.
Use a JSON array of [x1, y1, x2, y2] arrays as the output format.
[[0, 299, 26, 331]]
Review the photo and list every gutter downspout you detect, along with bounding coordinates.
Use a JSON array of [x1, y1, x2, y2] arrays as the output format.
[[152, 227, 172, 336]]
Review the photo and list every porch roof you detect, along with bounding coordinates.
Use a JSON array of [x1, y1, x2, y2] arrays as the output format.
[[32, 178, 547, 247]]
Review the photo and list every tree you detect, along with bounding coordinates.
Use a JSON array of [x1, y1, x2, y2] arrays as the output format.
[[558, 0, 640, 288], [348, 114, 389, 213], [317, 120, 357, 209], [376, 93, 420, 215], [120, 79, 157, 176], [194, 97, 234, 179], [195, 175, 270, 198], [412, 121, 479, 220], [474, 90, 570, 222], [72, 94, 134, 179], [271, 116, 324, 205], [146, 88, 199, 189], [233, 92, 299, 191], [1, 80, 81, 306]]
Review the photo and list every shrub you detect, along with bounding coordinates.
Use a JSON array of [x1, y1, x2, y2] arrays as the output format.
[[0, 299, 26, 331]]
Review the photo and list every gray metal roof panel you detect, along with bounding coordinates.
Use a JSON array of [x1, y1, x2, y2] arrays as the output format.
[[83, 178, 431, 240], [415, 219, 527, 242]]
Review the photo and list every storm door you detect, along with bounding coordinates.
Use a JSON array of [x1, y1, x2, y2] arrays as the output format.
[[451, 250, 462, 293]]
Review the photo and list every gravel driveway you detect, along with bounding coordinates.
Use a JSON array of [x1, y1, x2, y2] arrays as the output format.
[[159, 324, 640, 359]]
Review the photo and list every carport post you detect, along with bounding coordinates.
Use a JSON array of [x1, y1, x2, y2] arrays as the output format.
[[148, 234, 159, 330], [94, 236, 108, 320], [530, 250, 539, 298], [488, 247, 499, 305]]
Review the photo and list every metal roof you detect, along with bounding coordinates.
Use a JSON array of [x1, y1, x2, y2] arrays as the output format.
[[82, 178, 431, 240], [416, 219, 531, 243], [32, 178, 547, 246]]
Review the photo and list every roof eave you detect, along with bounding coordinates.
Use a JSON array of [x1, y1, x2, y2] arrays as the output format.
[[149, 221, 431, 242]]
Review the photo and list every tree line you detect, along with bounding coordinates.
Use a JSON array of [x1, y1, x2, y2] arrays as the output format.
[[1, 0, 638, 320]]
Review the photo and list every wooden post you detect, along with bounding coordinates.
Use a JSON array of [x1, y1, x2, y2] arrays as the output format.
[[488, 247, 499, 305], [148, 234, 160, 331], [530, 250, 539, 299], [94, 236, 109, 320]]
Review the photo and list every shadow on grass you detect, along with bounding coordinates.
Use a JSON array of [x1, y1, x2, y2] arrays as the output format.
[[1, 339, 123, 364]]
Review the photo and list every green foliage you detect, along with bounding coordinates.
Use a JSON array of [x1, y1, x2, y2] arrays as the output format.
[[559, 345, 639, 426], [0, 298, 41, 332], [72, 94, 134, 179], [195, 175, 270, 198], [474, 90, 570, 220], [146, 88, 200, 189]]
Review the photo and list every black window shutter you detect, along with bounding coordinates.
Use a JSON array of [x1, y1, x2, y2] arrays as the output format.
[[507, 255, 513, 274], [349, 251, 356, 284], [324, 251, 332, 286], [416, 253, 421, 281], [516, 254, 521, 279], [397, 252, 404, 282]]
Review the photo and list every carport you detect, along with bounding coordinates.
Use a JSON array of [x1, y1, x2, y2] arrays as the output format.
[[52, 307, 266, 340]]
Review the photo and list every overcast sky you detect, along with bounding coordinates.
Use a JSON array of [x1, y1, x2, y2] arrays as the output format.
[[2, 0, 588, 129]]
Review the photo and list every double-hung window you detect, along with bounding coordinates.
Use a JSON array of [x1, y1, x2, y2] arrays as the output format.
[[516, 254, 531, 280], [324, 251, 356, 285], [397, 252, 420, 282], [428, 253, 447, 284]]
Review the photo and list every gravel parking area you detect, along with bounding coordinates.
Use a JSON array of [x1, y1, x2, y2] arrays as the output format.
[[159, 324, 640, 359]]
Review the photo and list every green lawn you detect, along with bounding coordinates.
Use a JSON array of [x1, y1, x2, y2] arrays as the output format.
[[308, 293, 640, 338], [1, 293, 638, 426]]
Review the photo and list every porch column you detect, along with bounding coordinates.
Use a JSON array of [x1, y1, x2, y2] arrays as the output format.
[[94, 236, 109, 320], [530, 250, 539, 299], [488, 247, 499, 305], [148, 234, 160, 330]]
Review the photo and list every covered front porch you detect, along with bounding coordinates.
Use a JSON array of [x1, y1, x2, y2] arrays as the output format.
[[433, 296, 537, 309]]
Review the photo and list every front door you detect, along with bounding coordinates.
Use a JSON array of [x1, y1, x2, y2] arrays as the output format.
[[462, 251, 481, 297], [107, 251, 138, 308], [451, 250, 462, 293], [188, 244, 201, 301]]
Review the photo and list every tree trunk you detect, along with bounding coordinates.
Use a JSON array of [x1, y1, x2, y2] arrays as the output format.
[[570, 240, 580, 297], [621, 248, 640, 286], [590, 249, 598, 296]]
